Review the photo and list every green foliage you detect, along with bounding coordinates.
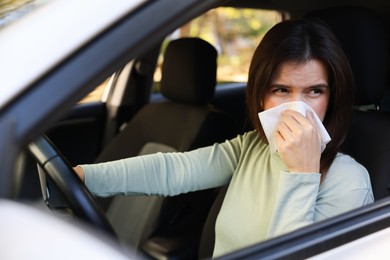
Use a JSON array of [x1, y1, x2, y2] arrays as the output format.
[[182, 7, 281, 82], [152, 7, 281, 89], [0, 0, 32, 15]]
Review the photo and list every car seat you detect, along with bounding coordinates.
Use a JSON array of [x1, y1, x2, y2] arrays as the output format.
[[198, 6, 390, 258], [93, 37, 238, 258], [306, 6, 390, 200]]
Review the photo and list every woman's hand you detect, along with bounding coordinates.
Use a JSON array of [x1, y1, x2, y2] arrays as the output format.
[[73, 165, 85, 182], [274, 109, 322, 173]]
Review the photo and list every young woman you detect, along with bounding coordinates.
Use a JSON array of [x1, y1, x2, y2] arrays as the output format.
[[74, 19, 373, 257]]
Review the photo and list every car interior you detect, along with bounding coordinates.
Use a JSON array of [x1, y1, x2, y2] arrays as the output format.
[[13, 1, 390, 259], [92, 37, 240, 257]]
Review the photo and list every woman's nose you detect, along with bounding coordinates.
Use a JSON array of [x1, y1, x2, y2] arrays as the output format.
[[289, 95, 302, 102], [291, 94, 304, 102]]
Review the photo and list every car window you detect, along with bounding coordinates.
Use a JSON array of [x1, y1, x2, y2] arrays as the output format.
[[80, 7, 282, 102], [153, 7, 282, 92]]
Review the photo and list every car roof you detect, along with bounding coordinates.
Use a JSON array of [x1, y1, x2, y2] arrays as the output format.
[[0, 0, 146, 111]]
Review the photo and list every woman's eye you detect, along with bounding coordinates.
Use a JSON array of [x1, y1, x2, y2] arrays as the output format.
[[272, 88, 288, 93], [308, 88, 325, 96]]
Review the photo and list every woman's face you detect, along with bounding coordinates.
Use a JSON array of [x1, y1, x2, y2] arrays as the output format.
[[263, 59, 330, 121]]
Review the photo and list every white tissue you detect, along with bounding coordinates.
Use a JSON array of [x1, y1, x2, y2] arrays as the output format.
[[258, 101, 331, 153]]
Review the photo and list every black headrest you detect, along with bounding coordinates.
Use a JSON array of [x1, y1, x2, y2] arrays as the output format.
[[160, 37, 217, 105], [307, 7, 389, 106]]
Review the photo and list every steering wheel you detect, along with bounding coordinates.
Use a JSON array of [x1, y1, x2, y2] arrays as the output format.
[[27, 134, 116, 237]]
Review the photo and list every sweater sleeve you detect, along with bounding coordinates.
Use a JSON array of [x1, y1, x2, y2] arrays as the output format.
[[268, 154, 374, 238], [81, 140, 241, 197], [314, 154, 374, 222], [267, 171, 321, 237]]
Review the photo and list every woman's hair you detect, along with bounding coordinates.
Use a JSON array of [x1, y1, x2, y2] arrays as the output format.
[[246, 18, 355, 173]]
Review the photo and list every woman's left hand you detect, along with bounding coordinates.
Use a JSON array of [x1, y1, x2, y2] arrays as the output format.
[[73, 166, 85, 182], [274, 109, 322, 173]]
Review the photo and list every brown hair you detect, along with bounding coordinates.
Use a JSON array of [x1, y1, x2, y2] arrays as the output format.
[[246, 19, 355, 173]]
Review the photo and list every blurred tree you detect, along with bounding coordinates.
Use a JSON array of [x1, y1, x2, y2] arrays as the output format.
[[0, 0, 32, 15], [151, 7, 281, 91], [0, 0, 46, 29], [180, 8, 281, 82]]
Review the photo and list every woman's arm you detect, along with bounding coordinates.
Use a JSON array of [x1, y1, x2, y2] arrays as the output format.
[[313, 155, 374, 221], [267, 171, 321, 237], [267, 155, 373, 238], [76, 140, 241, 197]]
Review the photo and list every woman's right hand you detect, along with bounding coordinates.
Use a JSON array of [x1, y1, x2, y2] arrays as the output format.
[[274, 109, 322, 173], [73, 165, 85, 182]]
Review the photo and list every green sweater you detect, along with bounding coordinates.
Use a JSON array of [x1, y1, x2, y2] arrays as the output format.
[[82, 131, 373, 257]]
